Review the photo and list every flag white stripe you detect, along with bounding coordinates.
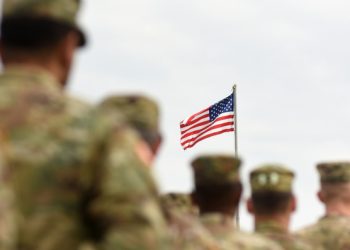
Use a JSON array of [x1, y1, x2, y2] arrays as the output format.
[[180, 116, 210, 133], [181, 111, 234, 133], [181, 121, 234, 145], [183, 127, 234, 150], [181, 122, 234, 145], [181, 109, 209, 125]]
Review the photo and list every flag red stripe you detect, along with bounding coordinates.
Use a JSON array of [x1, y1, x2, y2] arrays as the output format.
[[181, 119, 234, 141], [180, 108, 209, 126], [181, 114, 234, 135], [180, 113, 209, 128], [181, 120, 211, 134], [183, 128, 234, 150], [181, 121, 234, 146]]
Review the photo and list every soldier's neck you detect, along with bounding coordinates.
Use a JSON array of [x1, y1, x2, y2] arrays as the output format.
[[200, 206, 237, 218], [325, 202, 350, 217], [4, 59, 65, 88], [254, 213, 290, 232]]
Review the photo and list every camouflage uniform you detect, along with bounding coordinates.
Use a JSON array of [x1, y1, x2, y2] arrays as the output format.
[[191, 155, 283, 250], [0, 1, 169, 249], [297, 215, 350, 250], [160, 193, 220, 250], [255, 221, 312, 250], [160, 193, 198, 218], [249, 165, 312, 250], [296, 162, 350, 250], [97, 95, 162, 196], [0, 147, 16, 250]]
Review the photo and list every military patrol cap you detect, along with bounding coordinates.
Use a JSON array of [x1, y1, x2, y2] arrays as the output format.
[[3, 0, 86, 47], [99, 95, 160, 132], [191, 155, 241, 186], [250, 164, 294, 193], [160, 193, 193, 213], [317, 162, 350, 183]]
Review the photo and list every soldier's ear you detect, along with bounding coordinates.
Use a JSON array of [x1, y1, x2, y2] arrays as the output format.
[[317, 190, 325, 203], [0, 40, 4, 62], [151, 134, 162, 156], [55, 30, 79, 85], [246, 198, 254, 214], [191, 191, 198, 206], [290, 195, 297, 212]]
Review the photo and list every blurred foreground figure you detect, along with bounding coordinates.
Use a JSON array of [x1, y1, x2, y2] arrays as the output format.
[[0, 1, 168, 249], [191, 155, 283, 250], [247, 165, 312, 250], [160, 193, 220, 250], [296, 162, 350, 250], [97, 95, 175, 249]]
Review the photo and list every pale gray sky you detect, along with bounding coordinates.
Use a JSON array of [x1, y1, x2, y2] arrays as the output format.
[[68, 0, 350, 231]]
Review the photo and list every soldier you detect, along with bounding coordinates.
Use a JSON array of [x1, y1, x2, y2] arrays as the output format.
[[0, 1, 168, 249], [190, 155, 283, 250], [97, 95, 162, 196], [99, 97, 220, 250], [247, 165, 312, 250], [296, 162, 350, 250]]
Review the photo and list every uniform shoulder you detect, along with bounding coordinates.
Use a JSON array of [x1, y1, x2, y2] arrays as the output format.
[[296, 216, 350, 236], [65, 95, 94, 116], [295, 216, 350, 250], [231, 231, 283, 250]]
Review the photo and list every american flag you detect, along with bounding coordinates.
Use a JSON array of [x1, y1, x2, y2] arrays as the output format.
[[180, 94, 235, 150]]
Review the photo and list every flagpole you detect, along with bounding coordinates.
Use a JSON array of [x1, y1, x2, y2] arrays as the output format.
[[233, 84, 240, 229], [233, 85, 238, 157]]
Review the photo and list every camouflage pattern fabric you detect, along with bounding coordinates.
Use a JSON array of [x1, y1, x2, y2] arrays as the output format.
[[296, 215, 350, 250], [3, 0, 86, 46], [167, 211, 220, 250], [255, 221, 312, 250], [160, 193, 219, 250], [98, 95, 160, 133], [317, 162, 350, 183], [0, 66, 168, 250], [200, 213, 283, 250], [191, 155, 241, 186], [160, 193, 198, 216], [0, 149, 16, 250]]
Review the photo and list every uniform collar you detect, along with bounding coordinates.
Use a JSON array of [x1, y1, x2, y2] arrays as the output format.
[[256, 220, 288, 234], [1, 66, 62, 92], [200, 213, 235, 228], [320, 214, 349, 221]]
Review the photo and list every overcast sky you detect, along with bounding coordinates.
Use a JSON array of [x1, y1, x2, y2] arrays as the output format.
[[68, 0, 350, 231]]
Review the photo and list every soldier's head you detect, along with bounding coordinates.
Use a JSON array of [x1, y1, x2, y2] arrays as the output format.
[[317, 162, 350, 213], [99, 95, 162, 160], [247, 164, 296, 218], [190, 155, 242, 217], [0, 0, 87, 86]]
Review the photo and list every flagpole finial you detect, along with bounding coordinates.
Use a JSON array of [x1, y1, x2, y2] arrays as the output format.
[[232, 84, 237, 93]]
